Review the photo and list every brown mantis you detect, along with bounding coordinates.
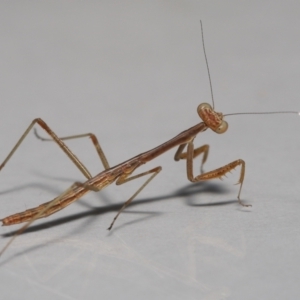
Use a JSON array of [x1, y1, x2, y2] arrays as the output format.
[[0, 22, 299, 257]]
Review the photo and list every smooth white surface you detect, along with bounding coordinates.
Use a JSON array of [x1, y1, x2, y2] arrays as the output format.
[[0, 2, 300, 300]]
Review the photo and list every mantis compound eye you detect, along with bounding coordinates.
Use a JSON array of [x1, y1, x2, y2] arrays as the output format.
[[215, 120, 228, 134], [197, 103, 212, 115]]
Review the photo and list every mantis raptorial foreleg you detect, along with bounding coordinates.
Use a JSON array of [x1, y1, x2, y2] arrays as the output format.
[[185, 140, 250, 207], [174, 143, 209, 173], [108, 166, 162, 230]]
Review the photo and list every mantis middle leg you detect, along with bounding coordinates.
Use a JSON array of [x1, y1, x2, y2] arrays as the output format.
[[107, 166, 162, 230]]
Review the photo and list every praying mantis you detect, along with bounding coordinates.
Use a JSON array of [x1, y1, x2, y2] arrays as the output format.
[[0, 22, 298, 257]]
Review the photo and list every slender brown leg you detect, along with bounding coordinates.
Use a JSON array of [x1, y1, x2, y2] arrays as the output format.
[[186, 140, 250, 207], [107, 166, 162, 230], [0, 118, 96, 180], [34, 129, 110, 170], [174, 143, 209, 173]]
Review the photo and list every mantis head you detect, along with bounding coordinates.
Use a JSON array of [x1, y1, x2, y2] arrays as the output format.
[[197, 103, 228, 134]]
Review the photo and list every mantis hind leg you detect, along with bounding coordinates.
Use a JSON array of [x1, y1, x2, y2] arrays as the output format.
[[0, 118, 95, 180], [34, 129, 110, 170]]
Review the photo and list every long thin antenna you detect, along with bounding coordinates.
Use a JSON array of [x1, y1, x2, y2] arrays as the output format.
[[224, 111, 300, 117], [200, 20, 215, 109]]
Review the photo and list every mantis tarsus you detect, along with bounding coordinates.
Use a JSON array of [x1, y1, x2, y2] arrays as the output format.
[[0, 22, 298, 257]]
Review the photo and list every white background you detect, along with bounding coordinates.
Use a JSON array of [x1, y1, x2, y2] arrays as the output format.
[[0, 1, 300, 299]]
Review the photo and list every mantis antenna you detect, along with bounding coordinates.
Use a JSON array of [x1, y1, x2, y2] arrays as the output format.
[[199, 21, 299, 118], [200, 20, 215, 109]]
